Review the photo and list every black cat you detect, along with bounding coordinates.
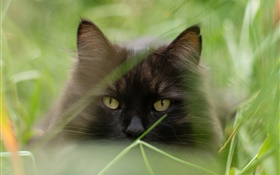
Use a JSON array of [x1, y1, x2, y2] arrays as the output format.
[[38, 19, 225, 152]]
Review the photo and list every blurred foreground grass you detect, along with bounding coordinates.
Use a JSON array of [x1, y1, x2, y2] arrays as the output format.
[[1, 0, 279, 174]]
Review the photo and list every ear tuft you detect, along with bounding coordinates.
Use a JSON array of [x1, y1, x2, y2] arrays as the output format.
[[77, 18, 114, 60], [165, 25, 202, 65], [80, 18, 94, 25]]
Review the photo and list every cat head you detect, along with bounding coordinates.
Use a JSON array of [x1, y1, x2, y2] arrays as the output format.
[[53, 19, 221, 151]]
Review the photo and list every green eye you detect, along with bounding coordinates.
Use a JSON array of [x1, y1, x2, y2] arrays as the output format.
[[103, 96, 120, 109], [153, 99, 170, 112]]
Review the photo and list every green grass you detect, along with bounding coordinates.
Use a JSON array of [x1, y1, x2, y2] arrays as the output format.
[[1, 0, 279, 174]]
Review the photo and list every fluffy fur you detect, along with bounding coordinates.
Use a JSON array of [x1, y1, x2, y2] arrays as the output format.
[[40, 19, 224, 152]]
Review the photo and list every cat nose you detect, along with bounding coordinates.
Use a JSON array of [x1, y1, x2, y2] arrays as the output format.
[[125, 116, 145, 139]]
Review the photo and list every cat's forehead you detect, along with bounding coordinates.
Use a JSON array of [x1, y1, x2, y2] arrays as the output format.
[[125, 47, 171, 82], [110, 47, 183, 99]]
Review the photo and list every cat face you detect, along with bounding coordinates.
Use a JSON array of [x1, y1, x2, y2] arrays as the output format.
[[88, 49, 191, 144], [50, 19, 222, 151]]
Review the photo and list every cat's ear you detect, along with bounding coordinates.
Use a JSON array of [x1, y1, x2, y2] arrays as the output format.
[[165, 25, 202, 65], [77, 18, 115, 60]]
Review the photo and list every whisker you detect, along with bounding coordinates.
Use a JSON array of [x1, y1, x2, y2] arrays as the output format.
[[60, 129, 93, 136], [80, 113, 95, 121]]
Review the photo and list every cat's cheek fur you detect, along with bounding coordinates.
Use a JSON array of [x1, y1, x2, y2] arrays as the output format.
[[87, 106, 124, 139]]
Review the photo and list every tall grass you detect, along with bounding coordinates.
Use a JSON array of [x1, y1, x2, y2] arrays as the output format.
[[1, 0, 279, 174]]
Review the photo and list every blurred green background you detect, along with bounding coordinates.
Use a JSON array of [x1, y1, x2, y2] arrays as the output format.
[[2, 0, 279, 174]]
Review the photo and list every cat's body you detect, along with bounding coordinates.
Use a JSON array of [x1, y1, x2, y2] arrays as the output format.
[[38, 19, 226, 152]]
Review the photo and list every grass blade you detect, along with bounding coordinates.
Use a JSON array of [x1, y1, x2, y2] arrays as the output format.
[[0, 151, 37, 175], [136, 114, 167, 141], [97, 141, 138, 175], [0, 99, 24, 175], [140, 141, 219, 175], [98, 114, 167, 175], [140, 143, 154, 175]]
